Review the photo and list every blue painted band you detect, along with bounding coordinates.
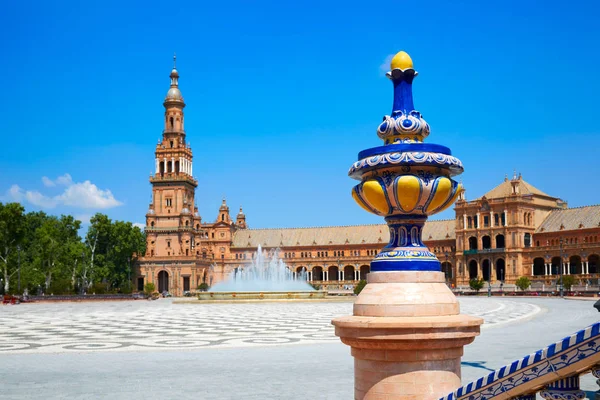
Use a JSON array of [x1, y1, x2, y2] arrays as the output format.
[[371, 259, 441, 272], [357, 143, 452, 160]]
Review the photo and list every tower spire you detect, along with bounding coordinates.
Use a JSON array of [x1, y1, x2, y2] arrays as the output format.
[[173, 52, 177, 69]]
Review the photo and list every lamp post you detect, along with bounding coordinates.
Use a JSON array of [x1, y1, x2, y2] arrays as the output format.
[[127, 256, 131, 285], [17, 245, 21, 293], [443, 252, 450, 287], [559, 238, 564, 298]]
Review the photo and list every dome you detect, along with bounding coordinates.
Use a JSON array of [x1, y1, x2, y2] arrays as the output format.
[[165, 87, 183, 101]]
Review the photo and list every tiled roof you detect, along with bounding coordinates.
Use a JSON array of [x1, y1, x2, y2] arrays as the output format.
[[536, 205, 600, 233], [231, 220, 455, 248], [481, 177, 553, 199]]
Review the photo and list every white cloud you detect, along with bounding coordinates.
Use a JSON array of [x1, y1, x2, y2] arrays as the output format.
[[74, 214, 93, 225], [42, 173, 72, 188], [133, 222, 145, 230], [56, 174, 72, 186], [25, 191, 58, 208], [4, 184, 25, 202], [41, 177, 55, 187], [379, 54, 395, 75], [57, 180, 121, 209], [2, 174, 122, 210]]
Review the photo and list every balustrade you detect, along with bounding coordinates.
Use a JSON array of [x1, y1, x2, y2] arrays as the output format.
[[440, 322, 600, 400]]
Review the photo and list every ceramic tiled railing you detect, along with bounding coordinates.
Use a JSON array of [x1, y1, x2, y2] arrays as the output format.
[[440, 322, 600, 400]]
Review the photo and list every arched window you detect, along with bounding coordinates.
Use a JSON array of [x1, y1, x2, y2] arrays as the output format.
[[221, 214, 224, 221], [524, 233, 531, 247], [170, 117, 174, 129], [151, 221, 154, 227], [468, 237, 478, 250], [185, 220, 189, 227]]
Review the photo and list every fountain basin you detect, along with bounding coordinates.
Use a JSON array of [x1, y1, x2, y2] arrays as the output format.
[[198, 291, 328, 301]]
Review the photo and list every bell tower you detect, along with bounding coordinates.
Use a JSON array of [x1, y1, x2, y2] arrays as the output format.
[[145, 55, 200, 258]]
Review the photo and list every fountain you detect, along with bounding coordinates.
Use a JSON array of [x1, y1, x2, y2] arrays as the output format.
[[198, 245, 327, 300]]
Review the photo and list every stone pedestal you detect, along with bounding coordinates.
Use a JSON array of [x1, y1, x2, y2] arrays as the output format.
[[332, 272, 482, 400]]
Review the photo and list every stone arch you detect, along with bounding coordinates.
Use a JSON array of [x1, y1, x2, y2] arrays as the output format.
[[359, 265, 370, 280], [495, 258, 506, 281], [482, 236, 491, 249], [328, 265, 339, 281], [468, 237, 478, 250], [158, 270, 169, 293], [311, 266, 323, 281], [344, 265, 355, 281], [569, 255, 582, 275], [589, 255, 600, 274], [468, 260, 478, 280], [482, 259, 491, 281], [441, 261, 452, 281], [524, 233, 531, 247], [533, 257, 545, 276], [551, 256, 562, 275], [496, 234, 505, 249]]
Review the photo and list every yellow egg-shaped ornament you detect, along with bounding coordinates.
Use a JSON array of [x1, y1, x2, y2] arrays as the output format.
[[390, 51, 413, 70], [425, 177, 453, 213], [396, 175, 421, 212], [362, 180, 389, 214]]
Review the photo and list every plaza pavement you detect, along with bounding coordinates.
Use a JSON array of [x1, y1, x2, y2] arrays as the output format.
[[1, 297, 598, 399]]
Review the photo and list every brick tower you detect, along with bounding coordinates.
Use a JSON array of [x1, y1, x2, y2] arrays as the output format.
[[140, 55, 205, 294]]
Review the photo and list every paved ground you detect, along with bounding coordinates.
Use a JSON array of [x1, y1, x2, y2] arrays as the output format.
[[0, 298, 540, 353], [1, 297, 598, 399]]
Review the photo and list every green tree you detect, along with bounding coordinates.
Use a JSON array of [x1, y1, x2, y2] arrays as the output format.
[[197, 282, 209, 292], [84, 213, 112, 289], [144, 282, 156, 297], [469, 278, 485, 293], [0, 203, 26, 293], [34, 215, 81, 291], [354, 279, 367, 295], [515, 276, 531, 291], [561, 275, 576, 291]]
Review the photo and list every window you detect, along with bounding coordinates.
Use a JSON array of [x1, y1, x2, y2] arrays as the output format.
[[467, 217, 472, 229], [167, 241, 171, 248], [484, 216, 489, 227], [494, 214, 499, 226], [166, 198, 172, 207], [524, 233, 531, 247], [170, 140, 174, 148], [501, 213, 506, 226]]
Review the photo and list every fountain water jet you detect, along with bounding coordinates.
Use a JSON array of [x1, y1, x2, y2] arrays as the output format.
[[199, 245, 326, 300]]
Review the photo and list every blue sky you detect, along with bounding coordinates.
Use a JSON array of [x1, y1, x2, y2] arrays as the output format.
[[1, 0, 599, 230]]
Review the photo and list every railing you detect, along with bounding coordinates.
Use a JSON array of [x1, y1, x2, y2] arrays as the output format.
[[463, 248, 506, 255], [440, 322, 600, 399], [149, 173, 197, 184]]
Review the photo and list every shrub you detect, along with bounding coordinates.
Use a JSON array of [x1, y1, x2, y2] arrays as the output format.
[[143, 282, 156, 297], [469, 278, 485, 293], [354, 280, 367, 295], [91, 282, 107, 295], [561, 275, 576, 291], [48, 279, 75, 295], [515, 276, 531, 291], [197, 282, 210, 292]]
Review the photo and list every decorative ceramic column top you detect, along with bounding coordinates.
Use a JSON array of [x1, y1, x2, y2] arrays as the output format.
[[349, 51, 465, 272]]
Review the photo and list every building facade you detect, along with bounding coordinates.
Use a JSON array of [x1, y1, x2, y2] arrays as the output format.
[[136, 64, 600, 295]]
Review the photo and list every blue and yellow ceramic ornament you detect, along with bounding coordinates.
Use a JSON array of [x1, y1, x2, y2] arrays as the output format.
[[350, 51, 464, 272]]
